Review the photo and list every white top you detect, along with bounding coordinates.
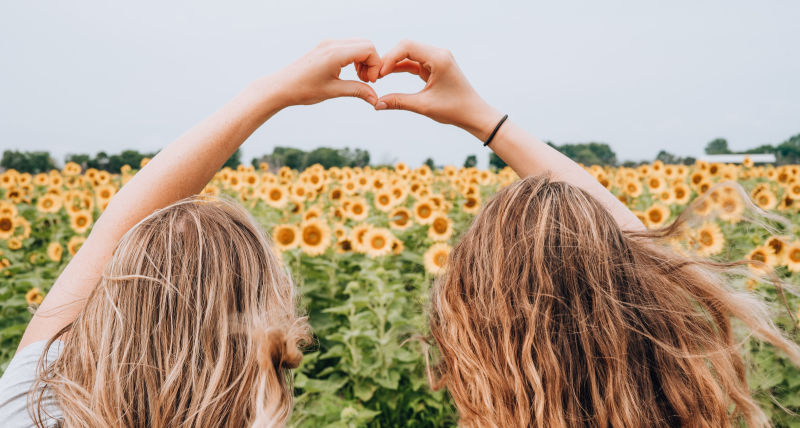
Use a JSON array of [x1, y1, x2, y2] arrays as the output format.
[[0, 340, 63, 428]]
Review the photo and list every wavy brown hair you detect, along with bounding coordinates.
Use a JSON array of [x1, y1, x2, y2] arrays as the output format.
[[430, 175, 800, 427], [30, 196, 310, 427]]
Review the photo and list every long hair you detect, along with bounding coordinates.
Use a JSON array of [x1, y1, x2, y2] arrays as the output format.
[[430, 175, 800, 427], [30, 196, 310, 427]]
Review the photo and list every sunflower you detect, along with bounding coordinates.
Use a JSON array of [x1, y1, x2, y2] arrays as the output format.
[[391, 238, 405, 255], [8, 237, 22, 250], [424, 243, 451, 276], [26, 288, 44, 305], [363, 227, 394, 258], [784, 242, 800, 273], [374, 190, 395, 212], [303, 206, 323, 222], [335, 237, 354, 254], [350, 223, 373, 253], [272, 224, 300, 252], [62, 162, 82, 176], [753, 189, 777, 210], [70, 210, 93, 234], [0, 214, 15, 239], [67, 236, 86, 256], [765, 236, 787, 262], [47, 242, 63, 262], [346, 197, 369, 221], [742, 156, 754, 168], [300, 219, 331, 256], [261, 184, 288, 208], [786, 181, 800, 199], [693, 222, 724, 257], [389, 207, 413, 230], [717, 194, 744, 223], [646, 176, 666, 193], [746, 246, 777, 273], [413, 199, 436, 224], [645, 203, 670, 228], [462, 194, 481, 214], [622, 180, 643, 198], [672, 183, 691, 205], [95, 184, 116, 204], [427, 213, 453, 242]]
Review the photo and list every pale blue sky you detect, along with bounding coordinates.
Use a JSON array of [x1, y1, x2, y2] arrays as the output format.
[[1, 1, 798, 168]]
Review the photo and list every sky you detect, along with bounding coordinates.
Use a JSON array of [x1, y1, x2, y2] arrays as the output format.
[[1, 1, 798, 169]]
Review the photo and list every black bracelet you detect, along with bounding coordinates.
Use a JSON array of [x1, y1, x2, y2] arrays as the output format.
[[483, 114, 508, 147]]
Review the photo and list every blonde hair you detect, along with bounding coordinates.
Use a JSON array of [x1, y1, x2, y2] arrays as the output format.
[[430, 175, 800, 427], [31, 196, 309, 427]]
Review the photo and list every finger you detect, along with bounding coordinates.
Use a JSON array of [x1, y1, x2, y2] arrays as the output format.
[[379, 39, 441, 78], [332, 42, 381, 83], [375, 92, 424, 113], [331, 80, 378, 105], [392, 59, 421, 76]]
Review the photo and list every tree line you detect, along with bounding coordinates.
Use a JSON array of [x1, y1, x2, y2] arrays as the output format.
[[2, 132, 798, 174]]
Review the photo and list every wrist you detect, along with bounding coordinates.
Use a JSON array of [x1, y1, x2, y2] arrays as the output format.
[[459, 99, 503, 142], [245, 75, 291, 114]]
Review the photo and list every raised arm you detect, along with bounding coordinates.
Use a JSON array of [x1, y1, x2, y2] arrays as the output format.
[[375, 40, 644, 231], [18, 39, 382, 351]]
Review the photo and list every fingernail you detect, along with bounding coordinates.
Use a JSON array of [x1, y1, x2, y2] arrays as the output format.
[[375, 101, 387, 110]]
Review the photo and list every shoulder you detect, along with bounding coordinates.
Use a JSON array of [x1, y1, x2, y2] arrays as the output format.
[[0, 340, 63, 428]]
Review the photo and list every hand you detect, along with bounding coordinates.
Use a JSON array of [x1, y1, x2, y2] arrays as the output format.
[[375, 40, 504, 141], [266, 39, 381, 108]]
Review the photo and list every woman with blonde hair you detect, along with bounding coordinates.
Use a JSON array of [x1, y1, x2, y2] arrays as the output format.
[[0, 39, 384, 427], [374, 40, 800, 427]]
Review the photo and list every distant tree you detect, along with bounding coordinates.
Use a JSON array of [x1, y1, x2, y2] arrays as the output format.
[[704, 138, 731, 155], [489, 152, 507, 169], [423, 157, 436, 170], [221, 148, 242, 169], [656, 150, 678, 164], [65, 150, 156, 172], [463, 154, 477, 168], [1, 150, 57, 173], [551, 142, 617, 166], [776, 133, 800, 165], [740, 144, 776, 155], [305, 147, 346, 169]]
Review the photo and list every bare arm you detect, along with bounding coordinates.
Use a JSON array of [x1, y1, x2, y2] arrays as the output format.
[[375, 40, 644, 231], [18, 39, 382, 351]]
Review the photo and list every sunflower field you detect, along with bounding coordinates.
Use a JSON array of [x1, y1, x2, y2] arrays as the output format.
[[1, 157, 800, 426]]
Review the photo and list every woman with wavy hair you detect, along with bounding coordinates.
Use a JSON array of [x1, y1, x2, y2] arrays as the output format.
[[0, 39, 384, 427], [374, 40, 800, 427]]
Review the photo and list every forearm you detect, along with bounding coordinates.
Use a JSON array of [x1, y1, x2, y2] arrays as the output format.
[[18, 77, 285, 350], [476, 117, 645, 231]]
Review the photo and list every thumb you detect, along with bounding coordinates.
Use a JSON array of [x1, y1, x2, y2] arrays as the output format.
[[330, 80, 378, 106], [375, 93, 424, 113]]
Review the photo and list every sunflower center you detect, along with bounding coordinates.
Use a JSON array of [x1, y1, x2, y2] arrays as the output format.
[[649, 211, 662, 222], [433, 218, 448, 233], [278, 229, 295, 245], [304, 228, 322, 245], [0, 218, 12, 231], [699, 231, 713, 246], [751, 251, 766, 263], [434, 252, 447, 267], [77, 217, 87, 226], [270, 190, 282, 200], [789, 249, 800, 263], [372, 236, 386, 249]]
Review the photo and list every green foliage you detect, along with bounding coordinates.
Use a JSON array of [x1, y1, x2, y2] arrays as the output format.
[[488, 152, 507, 170], [655, 150, 695, 165], [462, 154, 477, 168], [253, 147, 370, 171], [549, 142, 617, 166], [222, 148, 242, 169], [705, 138, 732, 155], [776, 134, 800, 165], [423, 158, 436, 170], [1, 150, 57, 173], [65, 150, 157, 172]]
